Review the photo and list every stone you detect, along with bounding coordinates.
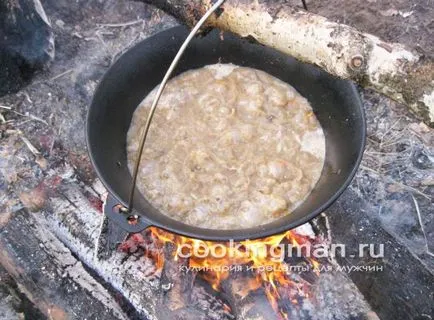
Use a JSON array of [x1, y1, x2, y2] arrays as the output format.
[[0, 0, 54, 96]]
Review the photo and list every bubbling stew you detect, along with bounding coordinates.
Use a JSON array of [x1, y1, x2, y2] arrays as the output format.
[[127, 64, 325, 229]]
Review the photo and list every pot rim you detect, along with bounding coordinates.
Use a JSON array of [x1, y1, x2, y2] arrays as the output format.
[[86, 26, 367, 241]]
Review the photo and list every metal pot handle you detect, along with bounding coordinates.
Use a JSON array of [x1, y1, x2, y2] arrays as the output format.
[[104, 194, 150, 233]]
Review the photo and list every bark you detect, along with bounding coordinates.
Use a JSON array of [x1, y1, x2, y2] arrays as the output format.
[[138, 0, 434, 127]]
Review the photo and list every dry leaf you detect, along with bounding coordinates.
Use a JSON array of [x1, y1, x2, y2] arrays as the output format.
[[19, 185, 46, 211], [35, 155, 48, 170], [379, 9, 413, 18], [380, 9, 398, 17]]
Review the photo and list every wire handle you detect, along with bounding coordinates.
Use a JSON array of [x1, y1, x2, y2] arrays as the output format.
[[125, 0, 226, 213]]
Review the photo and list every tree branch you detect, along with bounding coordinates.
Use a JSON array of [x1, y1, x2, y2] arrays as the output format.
[[139, 0, 434, 127]]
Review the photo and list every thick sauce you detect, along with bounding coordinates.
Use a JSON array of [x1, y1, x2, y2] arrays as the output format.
[[127, 64, 325, 229]]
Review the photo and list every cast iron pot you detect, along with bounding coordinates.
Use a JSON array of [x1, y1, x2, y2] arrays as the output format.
[[87, 26, 366, 241]]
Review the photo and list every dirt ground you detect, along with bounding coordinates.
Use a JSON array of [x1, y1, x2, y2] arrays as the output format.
[[305, 0, 433, 56]]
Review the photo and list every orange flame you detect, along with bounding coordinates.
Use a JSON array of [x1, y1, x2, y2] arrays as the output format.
[[143, 227, 320, 318]]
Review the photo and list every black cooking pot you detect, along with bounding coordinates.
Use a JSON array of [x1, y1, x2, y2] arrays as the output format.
[[87, 26, 366, 241]]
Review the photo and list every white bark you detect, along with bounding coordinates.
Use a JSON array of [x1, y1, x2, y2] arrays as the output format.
[[142, 0, 434, 126]]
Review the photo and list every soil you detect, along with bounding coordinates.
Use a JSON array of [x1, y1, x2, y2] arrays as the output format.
[[296, 0, 434, 56]]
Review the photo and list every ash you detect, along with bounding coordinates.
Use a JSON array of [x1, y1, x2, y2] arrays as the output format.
[[354, 90, 433, 270]]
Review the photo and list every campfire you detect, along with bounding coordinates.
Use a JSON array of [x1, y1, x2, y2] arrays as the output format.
[[118, 226, 323, 319]]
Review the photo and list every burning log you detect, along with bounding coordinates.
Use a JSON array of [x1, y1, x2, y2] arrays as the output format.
[[138, 0, 434, 126], [219, 266, 313, 320], [189, 279, 235, 320], [158, 242, 197, 313], [157, 242, 235, 319], [145, 227, 323, 319], [220, 271, 276, 320]]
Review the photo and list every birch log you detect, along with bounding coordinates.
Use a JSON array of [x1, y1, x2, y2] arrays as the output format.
[[139, 0, 434, 126]]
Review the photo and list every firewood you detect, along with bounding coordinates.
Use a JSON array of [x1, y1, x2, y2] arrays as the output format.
[[159, 242, 196, 312], [158, 243, 234, 319], [0, 209, 129, 320], [220, 271, 277, 320], [138, 0, 434, 126]]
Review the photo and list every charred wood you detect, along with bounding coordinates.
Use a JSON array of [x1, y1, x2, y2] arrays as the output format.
[[0, 209, 129, 320], [0, 264, 45, 320], [220, 271, 276, 320], [157, 243, 234, 320], [159, 242, 196, 313]]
